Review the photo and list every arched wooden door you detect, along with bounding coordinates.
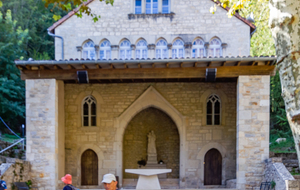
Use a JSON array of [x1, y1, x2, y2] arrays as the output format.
[[81, 149, 98, 185], [204, 148, 222, 185]]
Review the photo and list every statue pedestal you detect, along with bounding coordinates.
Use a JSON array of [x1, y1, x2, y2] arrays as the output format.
[[142, 164, 167, 178], [147, 153, 158, 164]]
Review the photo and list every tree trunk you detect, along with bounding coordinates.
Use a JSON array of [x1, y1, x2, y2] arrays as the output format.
[[269, 0, 300, 166]]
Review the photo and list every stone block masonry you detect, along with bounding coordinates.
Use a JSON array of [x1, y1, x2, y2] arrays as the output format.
[[236, 76, 270, 190]]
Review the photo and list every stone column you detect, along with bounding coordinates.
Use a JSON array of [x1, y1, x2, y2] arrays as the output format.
[[94, 45, 99, 60], [204, 42, 209, 57], [184, 42, 192, 58], [131, 44, 136, 59], [147, 44, 156, 59], [111, 45, 119, 59], [26, 79, 65, 190], [236, 76, 270, 190], [76, 46, 82, 59], [221, 43, 227, 57], [167, 43, 172, 58]]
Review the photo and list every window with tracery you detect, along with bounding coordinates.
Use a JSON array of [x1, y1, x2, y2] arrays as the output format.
[[172, 39, 184, 58], [82, 96, 96, 127], [208, 38, 222, 57], [100, 40, 111, 60], [82, 41, 96, 60], [120, 40, 132, 60], [136, 39, 148, 59], [207, 94, 221, 125], [156, 39, 168, 59], [192, 38, 206, 58], [146, 0, 158, 14]]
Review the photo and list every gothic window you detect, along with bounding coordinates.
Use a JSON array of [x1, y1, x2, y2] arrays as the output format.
[[100, 40, 111, 60], [162, 0, 170, 13], [172, 39, 184, 58], [82, 96, 96, 127], [192, 38, 205, 58], [82, 41, 96, 60], [120, 40, 132, 60], [208, 38, 222, 57], [206, 94, 221, 125], [135, 0, 142, 14], [136, 39, 148, 59], [146, 0, 158, 14], [156, 39, 168, 59]]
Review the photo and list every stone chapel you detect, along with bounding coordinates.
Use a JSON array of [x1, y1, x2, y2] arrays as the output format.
[[15, 0, 276, 190]]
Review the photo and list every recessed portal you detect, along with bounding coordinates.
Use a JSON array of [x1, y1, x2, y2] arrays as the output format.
[[204, 148, 222, 185], [81, 149, 98, 185], [123, 107, 179, 179]]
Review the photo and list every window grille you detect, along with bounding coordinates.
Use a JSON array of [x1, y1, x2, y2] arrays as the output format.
[[100, 40, 111, 60], [136, 39, 148, 59], [146, 0, 158, 14], [156, 39, 168, 59], [172, 39, 185, 58], [82, 96, 96, 127], [82, 41, 96, 60], [207, 94, 221, 125], [120, 40, 132, 60], [192, 38, 206, 58], [208, 38, 222, 57]]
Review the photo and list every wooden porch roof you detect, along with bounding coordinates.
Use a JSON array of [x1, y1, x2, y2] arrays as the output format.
[[15, 56, 276, 82]]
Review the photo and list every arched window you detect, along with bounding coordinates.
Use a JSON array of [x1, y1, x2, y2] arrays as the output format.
[[120, 40, 132, 60], [162, 0, 170, 13], [100, 40, 111, 60], [146, 0, 158, 14], [172, 39, 184, 58], [81, 149, 98, 185], [82, 41, 96, 60], [135, 0, 142, 14], [156, 39, 168, 59], [192, 38, 206, 58], [207, 94, 221, 125], [82, 96, 96, 127], [136, 39, 148, 59], [208, 38, 222, 57]]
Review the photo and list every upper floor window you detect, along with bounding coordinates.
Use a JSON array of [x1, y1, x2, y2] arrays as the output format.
[[192, 38, 205, 58], [136, 39, 148, 59], [156, 39, 168, 59], [172, 39, 184, 58], [120, 40, 132, 60], [162, 0, 170, 13], [135, 0, 142, 14], [209, 38, 222, 57], [100, 40, 111, 60], [207, 94, 221, 125], [82, 41, 96, 60], [82, 96, 96, 127], [146, 0, 158, 14]]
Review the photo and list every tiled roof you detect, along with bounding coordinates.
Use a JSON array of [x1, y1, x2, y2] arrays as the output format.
[[48, 0, 256, 33]]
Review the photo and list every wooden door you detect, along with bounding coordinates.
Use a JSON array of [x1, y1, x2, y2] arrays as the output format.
[[81, 149, 98, 185], [204, 148, 222, 185]]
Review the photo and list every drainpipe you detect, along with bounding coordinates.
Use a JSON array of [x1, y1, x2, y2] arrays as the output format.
[[47, 29, 64, 60]]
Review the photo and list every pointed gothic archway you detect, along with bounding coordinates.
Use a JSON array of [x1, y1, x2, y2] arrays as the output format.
[[204, 148, 222, 185], [81, 149, 98, 185], [114, 86, 186, 187]]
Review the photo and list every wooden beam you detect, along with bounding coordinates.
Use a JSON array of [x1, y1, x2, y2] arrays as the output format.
[[26, 65, 31, 70], [110, 64, 114, 69], [68, 64, 75, 69], [222, 61, 227, 66], [152, 63, 155, 68], [17, 66, 24, 71], [194, 62, 198, 67], [251, 61, 257, 66], [96, 64, 101, 69], [124, 64, 127, 69], [20, 65, 276, 80], [236, 62, 242, 66], [138, 63, 141, 68], [40, 65, 45, 70], [166, 63, 169, 68], [180, 62, 183, 68], [208, 62, 212, 67], [267, 61, 271, 66], [82, 64, 88, 69], [53, 65, 58, 70]]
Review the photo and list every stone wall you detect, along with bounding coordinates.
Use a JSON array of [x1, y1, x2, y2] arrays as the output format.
[[64, 82, 237, 188], [123, 107, 179, 179], [236, 76, 270, 190], [54, 0, 250, 60]]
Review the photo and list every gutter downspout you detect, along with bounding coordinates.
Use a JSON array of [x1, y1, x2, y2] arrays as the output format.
[[47, 29, 64, 60]]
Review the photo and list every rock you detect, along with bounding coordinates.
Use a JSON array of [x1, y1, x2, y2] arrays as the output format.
[[276, 138, 286, 144]]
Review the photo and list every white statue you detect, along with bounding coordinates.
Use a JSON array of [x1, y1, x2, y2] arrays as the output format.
[[147, 130, 157, 154]]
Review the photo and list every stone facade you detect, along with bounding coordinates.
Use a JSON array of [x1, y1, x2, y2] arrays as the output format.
[[236, 76, 270, 190], [54, 0, 251, 60], [64, 83, 237, 188]]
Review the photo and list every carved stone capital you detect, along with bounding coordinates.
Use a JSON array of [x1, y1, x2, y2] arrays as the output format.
[[221, 43, 228, 48], [111, 45, 119, 50], [131, 44, 136, 50], [184, 42, 192, 49], [147, 44, 156, 50], [76, 46, 82, 52], [167, 43, 172, 49], [204, 42, 209, 48], [94, 45, 99, 51]]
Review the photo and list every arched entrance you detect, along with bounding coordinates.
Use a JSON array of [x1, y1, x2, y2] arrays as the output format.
[[123, 107, 180, 179], [81, 149, 98, 185], [204, 148, 222, 185]]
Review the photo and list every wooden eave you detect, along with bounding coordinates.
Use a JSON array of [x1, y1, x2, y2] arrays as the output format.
[[15, 57, 276, 82]]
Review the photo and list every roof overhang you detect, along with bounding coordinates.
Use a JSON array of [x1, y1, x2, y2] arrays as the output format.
[[15, 57, 276, 83]]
